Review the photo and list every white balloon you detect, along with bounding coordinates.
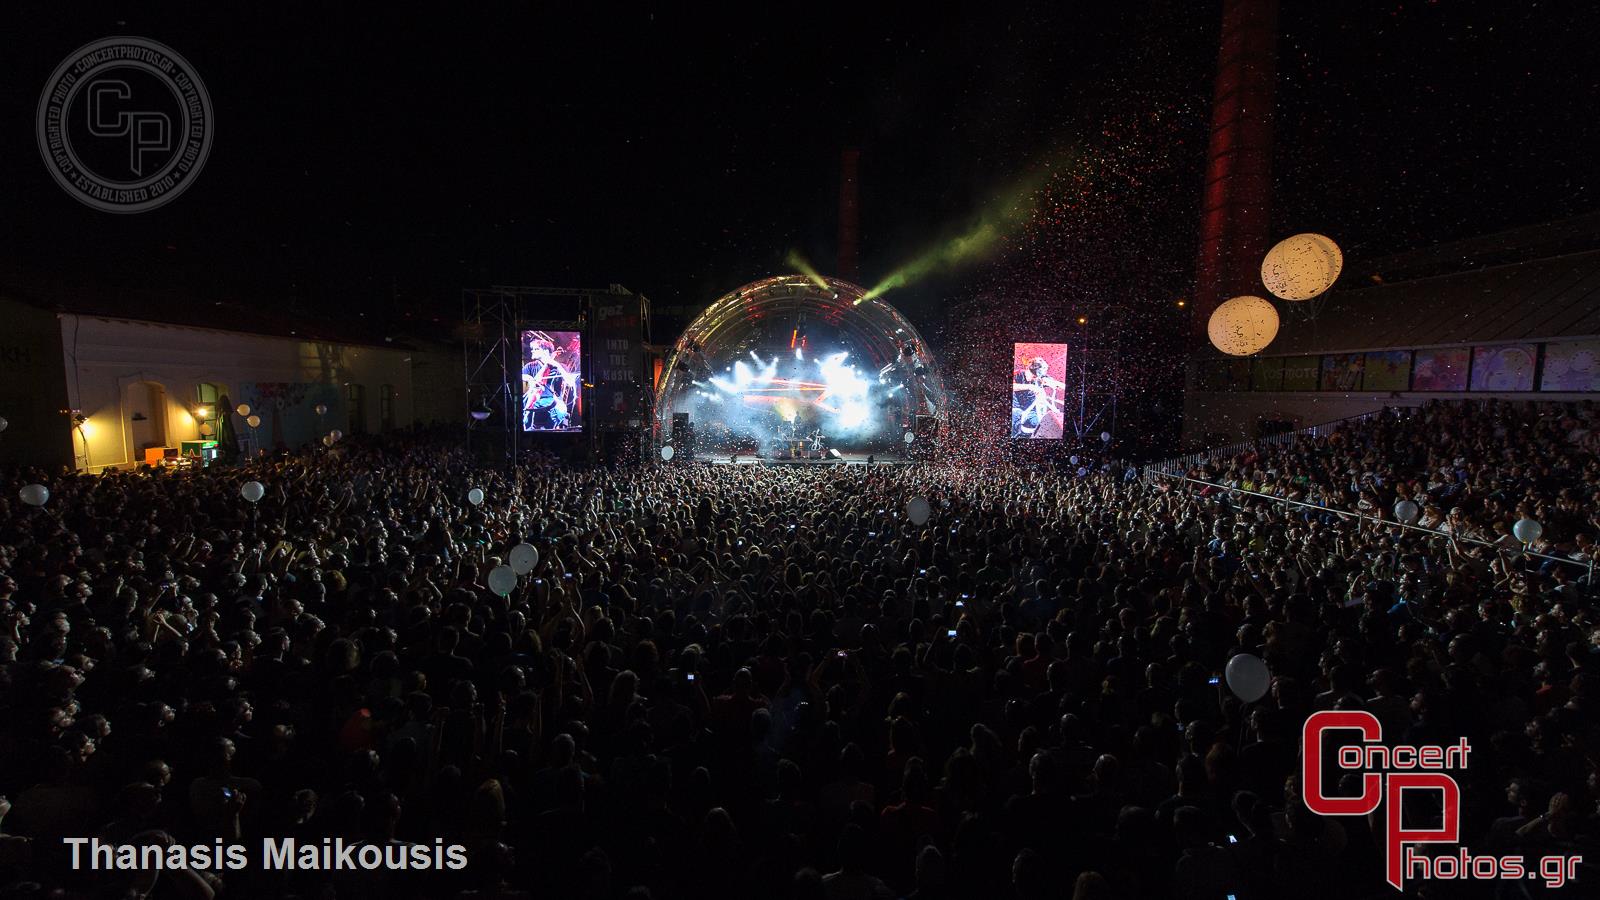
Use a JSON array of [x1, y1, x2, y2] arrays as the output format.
[[1513, 518, 1543, 544], [235, 403, 251, 417], [1070, 455, 1079, 464], [1393, 500, 1420, 524], [18, 483, 49, 506], [0, 416, 9, 432], [903, 431, 916, 444], [1261, 233, 1343, 302], [467, 488, 485, 506], [322, 435, 334, 446], [240, 481, 265, 503], [1076, 467, 1088, 477], [1207, 295, 1280, 356], [906, 497, 931, 526], [314, 403, 329, 416], [660, 445, 675, 461], [1100, 432, 1111, 443], [246, 414, 262, 428], [487, 565, 518, 596], [509, 543, 540, 575], [330, 429, 343, 441], [1225, 653, 1272, 703]]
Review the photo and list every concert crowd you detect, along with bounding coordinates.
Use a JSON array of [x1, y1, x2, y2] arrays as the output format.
[[1, 399, 1597, 899]]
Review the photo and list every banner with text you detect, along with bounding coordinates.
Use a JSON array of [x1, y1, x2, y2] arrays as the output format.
[[591, 293, 646, 427]]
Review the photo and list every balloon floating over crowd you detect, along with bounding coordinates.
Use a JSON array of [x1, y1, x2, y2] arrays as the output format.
[[487, 564, 517, 596], [1206, 233, 1342, 357], [1206, 294, 1280, 357], [1225, 653, 1271, 703], [906, 496, 931, 525], [1260, 232, 1343, 302]]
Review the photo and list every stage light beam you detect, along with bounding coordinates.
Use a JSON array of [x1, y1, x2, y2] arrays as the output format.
[[856, 166, 1049, 303], [784, 250, 832, 290]]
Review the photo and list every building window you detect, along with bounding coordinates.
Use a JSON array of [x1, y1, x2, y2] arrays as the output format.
[[195, 382, 223, 420], [346, 384, 366, 435], [380, 384, 395, 432]]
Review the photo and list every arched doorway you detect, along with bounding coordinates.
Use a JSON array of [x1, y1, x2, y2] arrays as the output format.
[[126, 380, 169, 459]]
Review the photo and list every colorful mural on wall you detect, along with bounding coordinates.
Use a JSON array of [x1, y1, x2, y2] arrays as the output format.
[[1251, 356, 1283, 392], [1411, 348, 1471, 391], [1319, 354, 1365, 391], [236, 382, 343, 450], [1280, 356, 1320, 390], [1362, 350, 1413, 391], [1198, 341, 1600, 394], [1470, 344, 1537, 392], [1541, 340, 1600, 392]]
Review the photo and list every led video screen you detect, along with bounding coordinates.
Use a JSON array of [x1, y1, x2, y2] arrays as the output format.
[[1010, 342, 1068, 439], [521, 330, 583, 431]]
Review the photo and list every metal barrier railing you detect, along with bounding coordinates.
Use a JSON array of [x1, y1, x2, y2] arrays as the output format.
[[1144, 408, 1396, 480], [1144, 468, 1597, 581]]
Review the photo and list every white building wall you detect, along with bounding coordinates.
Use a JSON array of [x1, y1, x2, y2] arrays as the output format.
[[60, 315, 420, 471]]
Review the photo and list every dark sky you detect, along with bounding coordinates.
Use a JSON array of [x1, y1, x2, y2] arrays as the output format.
[[1, 1, 1595, 337]]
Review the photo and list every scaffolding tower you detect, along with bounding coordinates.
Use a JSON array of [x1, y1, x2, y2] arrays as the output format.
[[1064, 304, 1129, 444], [461, 287, 524, 465], [461, 284, 647, 467]]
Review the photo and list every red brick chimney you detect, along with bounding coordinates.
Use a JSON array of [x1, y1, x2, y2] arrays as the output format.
[[838, 148, 860, 282], [1194, 0, 1279, 336]]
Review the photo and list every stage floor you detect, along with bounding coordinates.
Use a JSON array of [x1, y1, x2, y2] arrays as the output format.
[[704, 452, 910, 466]]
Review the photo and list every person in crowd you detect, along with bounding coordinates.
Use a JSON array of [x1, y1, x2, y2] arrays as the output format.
[[0, 398, 1594, 899]]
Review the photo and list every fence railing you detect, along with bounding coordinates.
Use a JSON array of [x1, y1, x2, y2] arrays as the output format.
[[1144, 408, 1396, 480], [1145, 468, 1597, 581]]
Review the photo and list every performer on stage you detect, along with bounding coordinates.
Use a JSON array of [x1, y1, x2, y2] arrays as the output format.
[[522, 337, 578, 430], [1011, 356, 1056, 438], [777, 414, 803, 458]]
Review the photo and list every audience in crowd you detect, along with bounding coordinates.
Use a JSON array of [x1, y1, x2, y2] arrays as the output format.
[[0, 400, 1596, 899]]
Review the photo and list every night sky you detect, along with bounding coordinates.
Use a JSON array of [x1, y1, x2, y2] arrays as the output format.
[[1, 1, 1595, 338]]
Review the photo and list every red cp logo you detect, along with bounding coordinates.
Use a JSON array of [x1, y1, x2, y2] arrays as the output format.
[[1302, 710, 1467, 891]]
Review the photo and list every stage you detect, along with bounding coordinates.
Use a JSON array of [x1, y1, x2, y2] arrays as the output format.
[[655, 275, 946, 470]]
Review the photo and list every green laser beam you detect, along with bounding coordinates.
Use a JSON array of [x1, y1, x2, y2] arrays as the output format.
[[857, 167, 1052, 304], [783, 250, 831, 290]]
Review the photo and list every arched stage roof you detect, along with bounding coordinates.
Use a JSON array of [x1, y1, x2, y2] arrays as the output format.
[[656, 275, 946, 431]]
